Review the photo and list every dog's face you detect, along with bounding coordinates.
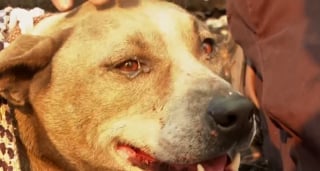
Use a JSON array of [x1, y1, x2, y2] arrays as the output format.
[[0, 1, 255, 171]]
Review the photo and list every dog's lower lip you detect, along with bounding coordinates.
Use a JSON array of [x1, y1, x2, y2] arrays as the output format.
[[115, 143, 230, 171], [116, 143, 156, 168]]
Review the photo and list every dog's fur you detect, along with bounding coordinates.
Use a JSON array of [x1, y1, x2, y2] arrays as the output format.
[[0, 1, 254, 170]]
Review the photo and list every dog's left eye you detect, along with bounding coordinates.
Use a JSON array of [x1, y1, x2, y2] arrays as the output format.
[[116, 59, 140, 73]]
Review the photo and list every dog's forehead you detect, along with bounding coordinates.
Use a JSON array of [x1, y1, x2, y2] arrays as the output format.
[[139, 2, 197, 36], [34, 1, 212, 77], [90, 1, 198, 39], [58, 1, 202, 61], [34, 1, 202, 50]]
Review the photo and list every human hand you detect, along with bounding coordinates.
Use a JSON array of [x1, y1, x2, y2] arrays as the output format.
[[51, 0, 111, 11]]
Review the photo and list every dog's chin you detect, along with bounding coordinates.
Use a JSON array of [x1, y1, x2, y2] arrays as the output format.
[[113, 143, 240, 171]]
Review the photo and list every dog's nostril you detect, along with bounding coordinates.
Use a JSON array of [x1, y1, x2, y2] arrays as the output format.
[[211, 112, 237, 127]]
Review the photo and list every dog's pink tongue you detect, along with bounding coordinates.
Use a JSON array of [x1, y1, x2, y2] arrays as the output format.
[[173, 155, 227, 171], [199, 155, 227, 171]]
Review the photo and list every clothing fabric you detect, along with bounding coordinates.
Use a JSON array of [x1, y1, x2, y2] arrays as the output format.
[[227, 0, 320, 170]]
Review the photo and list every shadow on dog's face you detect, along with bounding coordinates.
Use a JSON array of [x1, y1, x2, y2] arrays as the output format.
[[0, 1, 256, 171]]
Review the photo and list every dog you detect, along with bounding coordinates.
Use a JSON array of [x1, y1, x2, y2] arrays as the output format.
[[0, 1, 256, 170]]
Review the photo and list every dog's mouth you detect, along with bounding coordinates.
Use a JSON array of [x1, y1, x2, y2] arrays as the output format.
[[116, 143, 234, 171]]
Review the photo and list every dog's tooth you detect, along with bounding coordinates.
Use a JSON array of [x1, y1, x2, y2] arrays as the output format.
[[197, 164, 205, 171], [227, 153, 241, 171]]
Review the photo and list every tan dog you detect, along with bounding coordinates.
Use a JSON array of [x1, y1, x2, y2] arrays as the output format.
[[0, 1, 256, 170]]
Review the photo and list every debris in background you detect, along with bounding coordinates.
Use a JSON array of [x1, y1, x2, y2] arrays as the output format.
[[0, 6, 50, 50]]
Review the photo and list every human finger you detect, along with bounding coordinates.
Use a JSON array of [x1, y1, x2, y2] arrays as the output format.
[[51, 0, 74, 11]]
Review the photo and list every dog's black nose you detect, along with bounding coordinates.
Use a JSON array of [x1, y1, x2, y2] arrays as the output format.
[[207, 93, 255, 132]]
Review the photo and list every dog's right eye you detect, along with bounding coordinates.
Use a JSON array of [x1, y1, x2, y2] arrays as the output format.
[[201, 38, 216, 56]]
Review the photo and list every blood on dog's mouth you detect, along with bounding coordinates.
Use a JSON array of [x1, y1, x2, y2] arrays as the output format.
[[116, 143, 232, 171]]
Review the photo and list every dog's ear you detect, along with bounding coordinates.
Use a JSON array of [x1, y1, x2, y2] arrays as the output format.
[[0, 30, 71, 107]]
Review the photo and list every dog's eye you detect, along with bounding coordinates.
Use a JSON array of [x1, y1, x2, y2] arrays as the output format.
[[201, 38, 216, 55], [116, 59, 140, 73], [114, 58, 150, 78]]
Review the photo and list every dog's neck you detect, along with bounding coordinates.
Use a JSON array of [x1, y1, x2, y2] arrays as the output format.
[[14, 108, 75, 170], [0, 101, 74, 170]]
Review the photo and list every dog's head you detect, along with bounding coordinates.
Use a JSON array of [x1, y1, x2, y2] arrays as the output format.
[[0, 1, 256, 170]]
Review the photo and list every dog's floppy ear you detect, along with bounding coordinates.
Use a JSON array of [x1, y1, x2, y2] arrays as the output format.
[[0, 30, 70, 107]]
